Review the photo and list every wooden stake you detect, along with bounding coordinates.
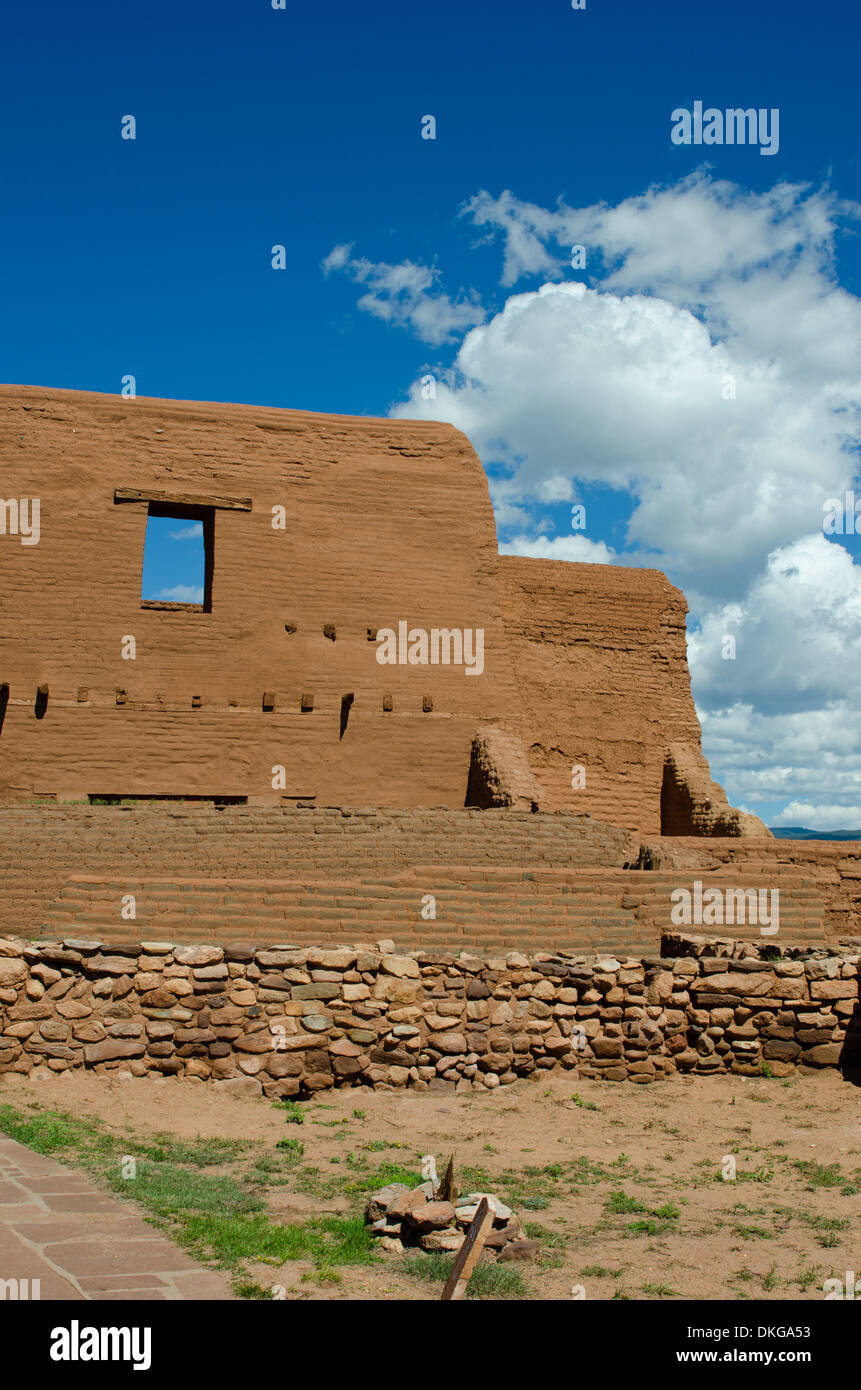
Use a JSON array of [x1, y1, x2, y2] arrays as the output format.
[[441, 1198, 492, 1301], [438, 1154, 456, 1205]]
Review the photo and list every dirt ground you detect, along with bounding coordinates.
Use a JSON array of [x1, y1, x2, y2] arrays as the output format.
[[1, 1067, 859, 1301]]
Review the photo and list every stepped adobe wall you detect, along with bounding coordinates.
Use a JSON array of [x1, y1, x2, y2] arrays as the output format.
[[0, 805, 855, 955]]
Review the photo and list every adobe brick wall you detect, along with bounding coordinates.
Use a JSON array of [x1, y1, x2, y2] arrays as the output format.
[[0, 932, 856, 1091], [1, 384, 757, 837], [0, 804, 635, 937], [500, 556, 764, 836], [0, 806, 849, 954], [648, 837, 861, 941], [0, 385, 521, 806]]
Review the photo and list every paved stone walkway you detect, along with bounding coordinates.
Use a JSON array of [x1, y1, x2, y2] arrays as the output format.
[[0, 1137, 234, 1300]]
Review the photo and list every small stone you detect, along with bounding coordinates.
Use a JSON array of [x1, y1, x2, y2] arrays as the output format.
[[378, 1236, 404, 1255], [300, 1014, 332, 1033], [420, 1230, 464, 1253], [173, 945, 224, 967], [386, 1188, 429, 1222], [381, 955, 421, 979], [455, 1194, 512, 1224], [403, 1201, 456, 1233]]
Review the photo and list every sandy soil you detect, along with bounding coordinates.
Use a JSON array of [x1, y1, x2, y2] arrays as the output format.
[[1, 1068, 859, 1301]]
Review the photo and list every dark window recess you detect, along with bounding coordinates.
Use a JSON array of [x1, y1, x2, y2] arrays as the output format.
[[339, 692, 354, 739], [35, 684, 49, 719], [0, 683, 9, 735], [140, 503, 214, 612]]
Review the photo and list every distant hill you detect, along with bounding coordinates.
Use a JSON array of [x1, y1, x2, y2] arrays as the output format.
[[770, 826, 861, 840]]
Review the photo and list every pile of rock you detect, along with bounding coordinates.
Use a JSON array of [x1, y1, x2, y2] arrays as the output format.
[[365, 1181, 538, 1261]]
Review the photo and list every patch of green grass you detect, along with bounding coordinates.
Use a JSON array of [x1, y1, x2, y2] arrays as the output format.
[[403, 1252, 530, 1299], [737, 1165, 775, 1185], [0, 1105, 111, 1158], [274, 1100, 305, 1125], [794, 1160, 858, 1195], [111, 1161, 263, 1221], [642, 1281, 682, 1297], [802, 1213, 849, 1234], [793, 1264, 823, 1292], [524, 1222, 568, 1248], [734, 1224, 774, 1240], [604, 1191, 679, 1219], [627, 1218, 673, 1236], [606, 1190, 647, 1215], [134, 1134, 252, 1167], [178, 1212, 377, 1272], [234, 1280, 279, 1299], [293, 1155, 421, 1201], [566, 1154, 639, 1187], [570, 1093, 600, 1111], [275, 1138, 304, 1158], [580, 1264, 622, 1279]]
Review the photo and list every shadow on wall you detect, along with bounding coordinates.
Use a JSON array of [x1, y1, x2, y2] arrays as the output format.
[[660, 746, 770, 838], [464, 727, 543, 811], [839, 980, 861, 1086], [660, 756, 698, 834]]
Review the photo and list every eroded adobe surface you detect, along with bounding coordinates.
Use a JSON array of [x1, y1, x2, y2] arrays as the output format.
[[0, 384, 756, 837]]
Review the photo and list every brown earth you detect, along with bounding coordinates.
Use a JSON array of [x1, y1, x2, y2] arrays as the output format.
[[1, 1068, 858, 1301]]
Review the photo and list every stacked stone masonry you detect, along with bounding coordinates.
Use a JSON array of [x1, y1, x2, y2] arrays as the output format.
[[1, 932, 857, 1092]]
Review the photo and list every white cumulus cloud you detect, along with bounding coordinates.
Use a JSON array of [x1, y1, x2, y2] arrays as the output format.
[[338, 173, 861, 826]]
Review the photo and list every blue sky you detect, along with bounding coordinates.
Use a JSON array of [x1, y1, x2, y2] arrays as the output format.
[[3, 0, 861, 827]]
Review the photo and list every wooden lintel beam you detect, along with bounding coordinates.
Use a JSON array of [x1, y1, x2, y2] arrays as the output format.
[[114, 487, 252, 512]]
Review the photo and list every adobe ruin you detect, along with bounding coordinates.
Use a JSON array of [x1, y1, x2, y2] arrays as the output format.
[[0, 383, 760, 838], [1, 385, 858, 1091]]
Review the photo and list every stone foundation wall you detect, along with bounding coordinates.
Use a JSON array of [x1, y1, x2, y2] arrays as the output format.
[[0, 933, 857, 1093]]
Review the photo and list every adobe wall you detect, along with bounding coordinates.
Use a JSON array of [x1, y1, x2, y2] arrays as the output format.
[[0, 385, 521, 806], [0, 383, 763, 835], [500, 557, 763, 837], [0, 806, 842, 956], [648, 836, 861, 942], [0, 932, 856, 1091]]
